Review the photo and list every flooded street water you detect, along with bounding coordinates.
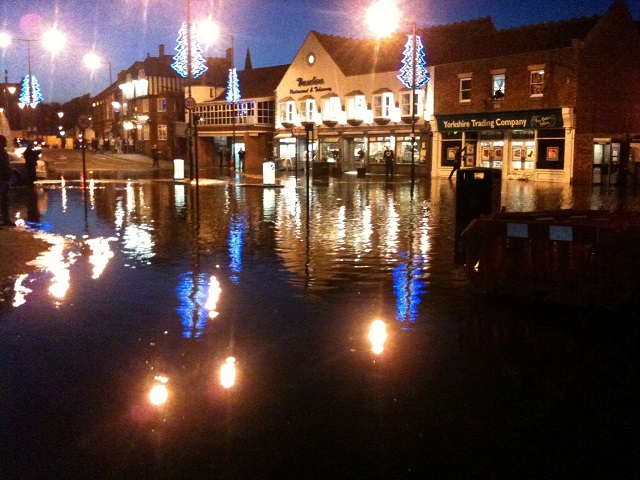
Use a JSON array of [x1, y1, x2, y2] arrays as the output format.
[[1, 174, 638, 478]]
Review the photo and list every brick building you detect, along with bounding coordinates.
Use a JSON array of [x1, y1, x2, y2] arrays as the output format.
[[432, 0, 640, 184]]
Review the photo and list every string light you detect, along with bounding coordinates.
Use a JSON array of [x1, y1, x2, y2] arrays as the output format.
[[398, 34, 429, 89], [226, 68, 240, 104], [18, 74, 44, 107], [171, 22, 208, 79]]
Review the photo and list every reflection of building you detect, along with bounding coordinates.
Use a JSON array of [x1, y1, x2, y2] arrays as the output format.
[[433, 0, 640, 184], [189, 60, 289, 174], [91, 45, 230, 161]]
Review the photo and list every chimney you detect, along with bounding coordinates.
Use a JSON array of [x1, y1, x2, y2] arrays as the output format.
[[159, 44, 165, 57]]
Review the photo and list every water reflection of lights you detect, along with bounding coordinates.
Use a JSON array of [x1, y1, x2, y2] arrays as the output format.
[[85, 237, 116, 279], [174, 184, 186, 209], [228, 215, 246, 284], [205, 275, 222, 319], [220, 357, 236, 389], [263, 189, 276, 221], [32, 234, 75, 301], [177, 272, 210, 339], [369, 320, 388, 354], [12, 274, 31, 307], [149, 375, 169, 406], [393, 255, 426, 325], [122, 224, 155, 264]]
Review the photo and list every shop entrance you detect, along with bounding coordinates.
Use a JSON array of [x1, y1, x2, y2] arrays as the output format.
[[479, 140, 504, 169], [593, 141, 620, 186]]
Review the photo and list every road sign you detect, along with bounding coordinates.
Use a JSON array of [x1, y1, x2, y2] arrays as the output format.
[[78, 115, 91, 129], [291, 126, 303, 136], [185, 97, 197, 110]]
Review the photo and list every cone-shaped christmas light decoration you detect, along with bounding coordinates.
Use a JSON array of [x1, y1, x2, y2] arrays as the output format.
[[171, 22, 208, 79], [18, 74, 44, 107], [398, 34, 429, 89], [226, 68, 240, 104]]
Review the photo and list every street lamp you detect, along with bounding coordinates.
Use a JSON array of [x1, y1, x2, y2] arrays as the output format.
[[83, 52, 113, 85]]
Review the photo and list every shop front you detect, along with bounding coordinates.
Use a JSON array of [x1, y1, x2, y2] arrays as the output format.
[[434, 108, 574, 183]]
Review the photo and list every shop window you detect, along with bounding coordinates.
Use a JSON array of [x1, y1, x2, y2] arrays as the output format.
[[397, 136, 420, 164], [492, 73, 505, 100], [157, 98, 167, 112], [368, 136, 392, 164], [460, 78, 471, 102], [373, 92, 394, 118], [158, 124, 168, 141], [530, 70, 544, 97]]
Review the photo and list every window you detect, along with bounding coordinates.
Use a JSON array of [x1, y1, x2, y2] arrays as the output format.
[[158, 124, 168, 141], [460, 78, 472, 102], [373, 92, 393, 118], [530, 70, 544, 97], [278, 100, 296, 124], [323, 97, 341, 122], [399, 91, 423, 117], [346, 95, 366, 120], [299, 98, 316, 123], [492, 73, 505, 99], [157, 98, 167, 112], [257, 100, 274, 125]]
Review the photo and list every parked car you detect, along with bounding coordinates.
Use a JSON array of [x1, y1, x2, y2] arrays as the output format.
[[8, 145, 47, 185]]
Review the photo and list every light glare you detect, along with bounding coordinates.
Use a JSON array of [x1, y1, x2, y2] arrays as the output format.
[[366, 0, 400, 38], [83, 52, 101, 71], [0, 32, 11, 49], [42, 28, 66, 55]]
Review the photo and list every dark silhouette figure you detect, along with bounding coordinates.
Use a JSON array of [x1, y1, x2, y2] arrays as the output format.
[[152, 145, 160, 168], [0, 135, 15, 226], [384, 146, 394, 180], [23, 144, 40, 185], [449, 145, 467, 180], [238, 149, 245, 173]]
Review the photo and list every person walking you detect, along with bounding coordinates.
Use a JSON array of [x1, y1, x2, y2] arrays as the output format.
[[383, 146, 395, 180], [0, 135, 15, 226], [23, 143, 40, 185], [448, 145, 466, 180], [238, 149, 245, 173], [152, 145, 160, 168]]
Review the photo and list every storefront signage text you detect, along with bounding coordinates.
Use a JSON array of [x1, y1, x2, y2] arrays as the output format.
[[436, 109, 563, 131], [290, 77, 333, 95]]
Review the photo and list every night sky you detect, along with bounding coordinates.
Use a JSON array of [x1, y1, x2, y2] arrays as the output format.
[[1, 0, 638, 103]]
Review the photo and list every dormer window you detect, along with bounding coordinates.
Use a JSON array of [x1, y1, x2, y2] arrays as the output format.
[[346, 91, 366, 124], [400, 90, 422, 117], [299, 97, 316, 124], [278, 98, 296, 125], [322, 95, 341, 125], [373, 91, 394, 118]]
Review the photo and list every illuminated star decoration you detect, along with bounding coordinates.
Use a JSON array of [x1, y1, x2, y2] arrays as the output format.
[[226, 68, 240, 104], [18, 75, 44, 106], [171, 22, 208, 78], [398, 34, 429, 89]]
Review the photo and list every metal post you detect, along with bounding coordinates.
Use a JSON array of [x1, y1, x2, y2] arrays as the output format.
[[194, 114, 199, 185], [81, 127, 87, 189], [411, 22, 417, 186]]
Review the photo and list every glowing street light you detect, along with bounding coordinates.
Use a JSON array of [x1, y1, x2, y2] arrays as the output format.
[[366, 0, 400, 38], [83, 51, 113, 85]]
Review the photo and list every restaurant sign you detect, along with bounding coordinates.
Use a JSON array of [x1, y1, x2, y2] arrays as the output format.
[[436, 109, 563, 131]]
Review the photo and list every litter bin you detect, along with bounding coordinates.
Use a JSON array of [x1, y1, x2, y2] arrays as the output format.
[[173, 159, 185, 180], [263, 159, 276, 185], [455, 167, 502, 264]]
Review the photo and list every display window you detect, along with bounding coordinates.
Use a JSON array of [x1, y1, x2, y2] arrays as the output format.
[[368, 136, 393, 164], [397, 136, 420, 164]]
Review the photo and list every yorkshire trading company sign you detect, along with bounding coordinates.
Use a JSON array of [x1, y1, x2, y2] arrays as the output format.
[[436, 109, 563, 131]]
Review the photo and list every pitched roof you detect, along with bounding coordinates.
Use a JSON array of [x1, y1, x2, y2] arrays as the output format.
[[312, 17, 495, 76], [312, 13, 607, 74], [213, 64, 290, 101]]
